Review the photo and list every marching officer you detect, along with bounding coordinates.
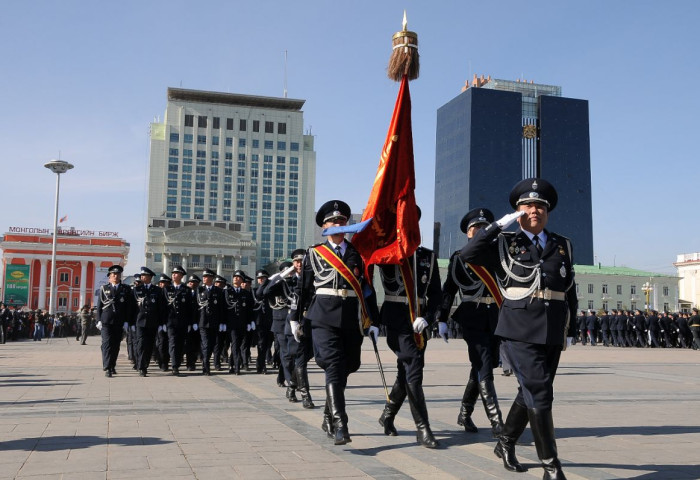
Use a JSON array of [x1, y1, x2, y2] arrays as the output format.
[[438, 208, 504, 439], [156, 274, 172, 370], [291, 200, 379, 446], [263, 261, 297, 392], [96, 265, 136, 377], [213, 275, 230, 370], [133, 267, 167, 377], [376, 205, 444, 449], [197, 269, 226, 375], [164, 266, 195, 375], [126, 273, 142, 366], [253, 269, 273, 374], [184, 274, 202, 370], [459, 178, 577, 480], [223, 270, 254, 375]]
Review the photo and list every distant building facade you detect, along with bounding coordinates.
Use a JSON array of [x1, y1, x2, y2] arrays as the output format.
[[146, 87, 317, 275], [674, 252, 700, 309], [0, 227, 129, 311], [434, 75, 593, 264]]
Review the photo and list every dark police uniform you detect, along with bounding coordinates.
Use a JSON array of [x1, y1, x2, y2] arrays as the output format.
[[222, 271, 254, 375], [377, 244, 442, 448], [96, 265, 136, 376], [164, 266, 195, 375], [458, 178, 576, 479], [133, 267, 167, 376], [439, 208, 504, 438], [155, 274, 172, 370], [263, 261, 297, 390], [291, 200, 379, 446], [253, 270, 273, 374], [196, 270, 226, 375], [184, 275, 202, 370]]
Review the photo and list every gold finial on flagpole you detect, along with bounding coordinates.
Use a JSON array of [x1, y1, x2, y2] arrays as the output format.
[[388, 11, 419, 81]]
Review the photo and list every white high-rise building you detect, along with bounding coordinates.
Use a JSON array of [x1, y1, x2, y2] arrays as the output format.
[[146, 87, 316, 276]]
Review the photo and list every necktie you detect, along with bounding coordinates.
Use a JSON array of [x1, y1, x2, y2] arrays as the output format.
[[534, 235, 543, 256], [335, 246, 342, 258]]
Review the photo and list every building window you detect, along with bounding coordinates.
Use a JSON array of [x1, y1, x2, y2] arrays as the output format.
[[198, 116, 207, 128], [631, 285, 637, 295], [602, 301, 608, 311], [226, 118, 234, 130], [197, 135, 206, 144], [253, 120, 260, 132], [58, 297, 67, 307], [212, 136, 219, 146], [602, 284, 608, 294], [239, 119, 247, 132], [239, 138, 246, 148], [265, 121, 274, 133], [277, 141, 286, 150], [185, 114, 194, 127], [170, 133, 180, 142], [226, 137, 233, 146], [663, 286, 669, 296], [277, 122, 286, 135], [184, 134, 193, 144], [588, 300, 594, 310], [213, 117, 220, 129], [616, 301, 622, 310], [663, 302, 669, 312], [59, 272, 70, 282], [290, 142, 299, 151], [631, 302, 637, 310], [252, 139, 259, 149], [617, 285, 622, 295], [264, 140, 274, 149]]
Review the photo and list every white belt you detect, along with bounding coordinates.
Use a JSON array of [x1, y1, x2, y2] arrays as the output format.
[[462, 296, 496, 305], [316, 288, 357, 298], [506, 287, 566, 301], [384, 295, 425, 305]]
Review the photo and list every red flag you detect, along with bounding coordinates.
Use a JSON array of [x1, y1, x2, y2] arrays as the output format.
[[59, 215, 68, 223], [353, 76, 420, 275]]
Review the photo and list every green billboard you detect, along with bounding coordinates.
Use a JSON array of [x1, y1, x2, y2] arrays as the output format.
[[4, 265, 30, 307]]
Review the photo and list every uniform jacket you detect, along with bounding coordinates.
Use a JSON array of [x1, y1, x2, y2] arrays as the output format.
[[292, 240, 378, 330], [196, 284, 226, 329], [378, 246, 442, 333], [97, 282, 136, 325], [458, 224, 577, 345], [263, 274, 296, 334], [253, 281, 273, 332], [163, 283, 195, 329], [222, 286, 253, 330], [133, 284, 167, 328]]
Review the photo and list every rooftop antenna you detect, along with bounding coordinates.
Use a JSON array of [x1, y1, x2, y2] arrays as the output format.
[[283, 50, 288, 98]]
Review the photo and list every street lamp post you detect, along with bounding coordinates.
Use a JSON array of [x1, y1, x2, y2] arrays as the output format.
[[642, 281, 653, 313], [44, 159, 74, 315]]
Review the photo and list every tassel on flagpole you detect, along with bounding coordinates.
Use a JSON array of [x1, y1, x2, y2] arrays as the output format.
[[388, 10, 419, 82]]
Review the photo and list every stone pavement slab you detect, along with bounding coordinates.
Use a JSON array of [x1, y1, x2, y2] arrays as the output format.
[[0, 335, 698, 479]]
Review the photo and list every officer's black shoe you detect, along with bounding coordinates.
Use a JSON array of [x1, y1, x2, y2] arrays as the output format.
[[378, 379, 406, 436], [457, 378, 479, 433], [406, 383, 439, 448], [172, 368, 179, 376], [494, 401, 529, 472], [502, 369, 513, 376], [105, 370, 112, 378], [139, 370, 147, 377], [528, 408, 567, 480], [286, 387, 298, 403], [132, 364, 138, 371], [295, 366, 315, 409], [277, 380, 284, 387], [215, 365, 222, 371], [321, 398, 334, 438]]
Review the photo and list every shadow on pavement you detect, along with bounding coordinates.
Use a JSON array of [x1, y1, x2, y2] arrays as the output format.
[[0, 435, 172, 452]]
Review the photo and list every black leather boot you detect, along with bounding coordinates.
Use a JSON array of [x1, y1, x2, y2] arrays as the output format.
[[457, 378, 479, 433], [378, 379, 407, 436], [295, 365, 315, 409], [528, 408, 567, 480], [327, 383, 350, 445], [321, 397, 334, 438], [494, 400, 529, 472], [479, 378, 504, 438], [406, 382, 439, 448], [286, 369, 298, 402]]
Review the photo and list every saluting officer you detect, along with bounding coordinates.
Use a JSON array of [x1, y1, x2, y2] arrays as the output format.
[[223, 270, 254, 375], [164, 266, 195, 375], [263, 261, 297, 391], [197, 269, 226, 375], [184, 274, 202, 370], [459, 178, 577, 480], [376, 206, 444, 448], [439, 208, 505, 439], [96, 265, 136, 377], [133, 267, 167, 377], [291, 200, 379, 446]]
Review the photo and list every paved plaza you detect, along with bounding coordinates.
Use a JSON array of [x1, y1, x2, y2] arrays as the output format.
[[0, 335, 699, 480]]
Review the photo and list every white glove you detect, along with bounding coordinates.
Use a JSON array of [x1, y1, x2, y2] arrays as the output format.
[[188, 325, 192, 332], [438, 322, 449, 342], [367, 325, 380, 342], [193, 323, 199, 331], [267, 272, 282, 283], [495, 210, 525, 229], [412, 317, 428, 334], [123, 322, 128, 330], [246, 323, 251, 332], [96, 321, 102, 331], [157, 325, 163, 332], [566, 337, 574, 347], [290, 320, 301, 342], [162, 325, 167, 333], [250, 322, 256, 331], [130, 325, 136, 332]]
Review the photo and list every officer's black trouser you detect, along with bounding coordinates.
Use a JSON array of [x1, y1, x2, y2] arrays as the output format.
[[463, 327, 495, 383], [229, 326, 247, 371], [386, 321, 425, 386], [504, 339, 562, 410], [185, 327, 200, 368], [168, 325, 187, 369], [101, 322, 123, 371], [136, 326, 157, 372], [256, 328, 272, 372], [200, 326, 217, 372], [312, 323, 363, 386], [156, 328, 170, 368]]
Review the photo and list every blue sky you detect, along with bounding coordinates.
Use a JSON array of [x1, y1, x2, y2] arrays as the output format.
[[1, 1, 698, 275]]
